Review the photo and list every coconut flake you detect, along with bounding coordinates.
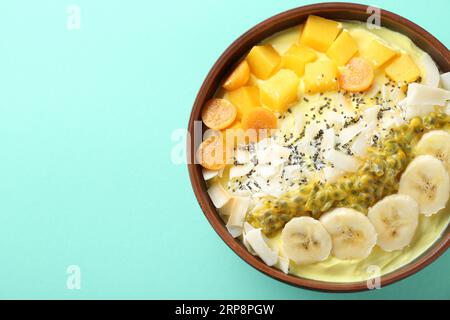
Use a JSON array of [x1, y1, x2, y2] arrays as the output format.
[[398, 98, 407, 108], [338, 121, 365, 145], [218, 198, 235, 216], [294, 112, 305, 137], [304, 122, 319, 141], [235, 148, 251, 164], [324, 149, 360, 172], [277, 256, 290, 274], [245, 228, 278, 266], [441, 72, 450, 90], [251, 191, 268, 198], [323, 166, 345, 183], [420, 53, 440, 87], [226, 226, 242, 238], [226, 197, 250, 238], [259, 180, 284, 198], [366, 83, 380, 98], [323, 110, 345, 129], [256, 139, 290, 165], [321, 128, 336, 153], [202, 169, 219, 181], [406, 83, 450, 107], [243, 221, 255, 234], [404, 104, 435, 120], [389, 86, 406, 106], [207, 182, 231, 209], [242, 223, 257, 255], [254, 164, 277, 177], [381, 111, 406, 130], [401, 83, 450, 119], [232, 188, 252, 197], [363, 105, 380, 124], [229, 163, 255, 179], [351, 131, 370, 157], [283, 165, 302, 180]]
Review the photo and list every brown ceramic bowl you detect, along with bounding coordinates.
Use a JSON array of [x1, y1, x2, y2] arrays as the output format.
[[187, 2, 450, 292]]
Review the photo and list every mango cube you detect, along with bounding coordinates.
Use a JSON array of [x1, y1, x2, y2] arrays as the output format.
[[281, 44, 317, 76], [385, 54, 421, 84], [260, 69, 299, 112], [300, 15, 341, 52], [304, 60, 339, 94], [227, 86, 260, 120], [246, 45, 281, 80], [360, 39, 397, 68], [326, 30, 358, 66]]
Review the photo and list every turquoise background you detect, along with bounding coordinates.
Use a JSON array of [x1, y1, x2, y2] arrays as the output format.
[[0, 0, 448, 299]]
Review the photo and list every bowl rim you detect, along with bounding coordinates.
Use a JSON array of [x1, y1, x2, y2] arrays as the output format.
[[187, 2, 450, 292]]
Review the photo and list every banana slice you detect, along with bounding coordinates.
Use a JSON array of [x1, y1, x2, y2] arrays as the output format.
[[319, 208, 377, 260], [415, 130, 450, 173], [399, 155, 450, 216], [281, 217, 332, 265], [368, 194, 419, 252]]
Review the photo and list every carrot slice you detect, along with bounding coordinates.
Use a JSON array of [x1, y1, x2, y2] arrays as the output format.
[[339, 57, 375, 92], [241, 107, 277, 140], [202, 98, 237, 130], [223, 60, 250, 91], [196, 135, 227, 170]]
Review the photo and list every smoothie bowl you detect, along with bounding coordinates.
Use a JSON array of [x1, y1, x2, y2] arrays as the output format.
[[188, 3, 450, 292]]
